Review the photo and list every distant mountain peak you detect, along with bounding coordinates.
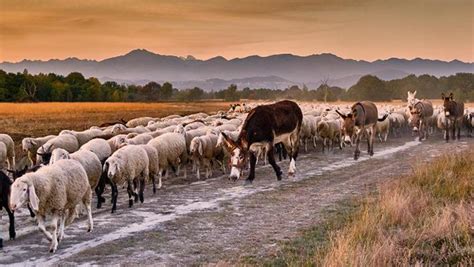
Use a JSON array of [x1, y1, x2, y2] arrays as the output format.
[[125, 49, 157, 57], [1, 50, 471, 91]]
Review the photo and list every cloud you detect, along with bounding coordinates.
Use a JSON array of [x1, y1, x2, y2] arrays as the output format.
[[0, 0, 472, 62]]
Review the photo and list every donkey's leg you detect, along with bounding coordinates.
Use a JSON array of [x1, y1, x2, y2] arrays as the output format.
[[245, 152, 257, 185], [354, 131, 362, 160], [286, 133, 299, 176], [267, 146, 282, 180], [369, 127, 375, 156], [452, 121, 456, 141], [457, 120, 461, 140]]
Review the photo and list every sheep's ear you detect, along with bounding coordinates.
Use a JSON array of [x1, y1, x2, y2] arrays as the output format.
[[28, 183, 39, 213], [198, 140, 203, 156]]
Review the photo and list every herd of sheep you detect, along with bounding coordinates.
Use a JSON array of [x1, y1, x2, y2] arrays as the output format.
[[0, 100, 473, 253]]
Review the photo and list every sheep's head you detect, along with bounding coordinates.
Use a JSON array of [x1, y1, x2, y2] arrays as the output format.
[[49, 148, 70, 165], [36, 145, 52, 164], [190, 138, 203, 156], [10, 176, 39, 213], [111, 124, 127, 134], [59, 130, 75, 136], [115, 136, 128, 147], [174, 124, 185, 135], [105, 157, 122, 179], [22, 138, 37, 151]]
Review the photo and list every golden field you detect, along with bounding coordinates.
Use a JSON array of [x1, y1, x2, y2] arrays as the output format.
[[0, 102, 230, 145]]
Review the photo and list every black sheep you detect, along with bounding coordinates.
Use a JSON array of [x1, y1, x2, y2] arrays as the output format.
[[0, 170, 15, 247]]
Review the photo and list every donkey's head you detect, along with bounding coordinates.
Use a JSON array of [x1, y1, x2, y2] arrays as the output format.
[[441, 92, 455, 117], [220, 132, 248, 181], [335, 110, 355, 145]]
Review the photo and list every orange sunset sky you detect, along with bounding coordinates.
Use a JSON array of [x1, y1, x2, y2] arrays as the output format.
[[0, 0, 472, 62]]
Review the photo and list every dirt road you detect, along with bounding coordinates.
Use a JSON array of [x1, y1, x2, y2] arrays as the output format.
[[1, 135, 472, 265]]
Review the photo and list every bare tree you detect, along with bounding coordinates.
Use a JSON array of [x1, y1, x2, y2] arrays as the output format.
[[320, 77, 329, 103], [21, 80, 37, 100]]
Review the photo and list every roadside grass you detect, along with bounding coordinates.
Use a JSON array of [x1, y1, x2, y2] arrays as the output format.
[[256, 151, 473, 266]]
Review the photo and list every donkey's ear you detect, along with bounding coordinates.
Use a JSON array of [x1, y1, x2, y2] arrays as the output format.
[[335, 110, 346, 119], [441, 93, 445, 99], [449, 92, 454, 100], [220, 132, 238, 152]]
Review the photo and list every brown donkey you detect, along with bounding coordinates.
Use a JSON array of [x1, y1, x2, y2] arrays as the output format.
[[442, 93, 464, 141], [408, 100, 434, 141], [336, 101, 387, 160]]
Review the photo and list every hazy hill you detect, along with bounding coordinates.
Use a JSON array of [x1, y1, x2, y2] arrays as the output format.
[[1, 49, 472, 89]]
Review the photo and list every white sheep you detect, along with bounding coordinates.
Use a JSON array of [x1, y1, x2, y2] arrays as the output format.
[[300, 116, 318, 152], [0, 134, 15, 170], [317, 119, 342, 151], [59, 129, 104, 147], [107, 134, 128, 153], [50, 148, 102, 191], [189, 134, 223, 179], [0, 142, 7, 170], [80, 138, 112, 163], [36, 134, 79, 164], [127, 133, 154, 145], [104, 145, 150, 213], [375, 116, 391, 142], [9, 159, 92, 253], [184, 121, 206, 131], [22, 135, 56, 166], [148, 132, 187, 184], [174, 125, 209, 153], [121, 144, 160, 193], [126, 117, 155, 128]]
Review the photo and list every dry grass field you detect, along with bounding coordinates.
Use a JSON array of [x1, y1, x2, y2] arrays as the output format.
[[0, 101, 230, 143]]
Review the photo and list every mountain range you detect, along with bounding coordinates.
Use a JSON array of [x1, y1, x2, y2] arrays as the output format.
[[1, 49, 472, 90]]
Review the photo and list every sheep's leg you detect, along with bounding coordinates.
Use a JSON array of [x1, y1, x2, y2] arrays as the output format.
[[132, 179, 139, 202], [49, 214, 59, 253], [6, 205, 16, 240], [151, 174, 157, 194], [64, 207, 77, 226], [37, 215, 53, 241], [96, 174, 107, 208], [86, 203, 93, 232], [57, 213, 66, 242], [127, 181, 134, 208], [81, 189, 93, 232], [205, 159, 211, 179], [195, 160, 201, 180], [182, 161, 187, 179], [111, 184, 118, 213], [138, 176, 145, 203]]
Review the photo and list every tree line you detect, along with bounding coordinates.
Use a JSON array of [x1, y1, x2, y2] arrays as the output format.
[[0, 69, 472, 102]]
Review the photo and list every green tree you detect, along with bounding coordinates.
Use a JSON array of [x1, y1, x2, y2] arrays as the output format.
[[160, 82, 173, 100]]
